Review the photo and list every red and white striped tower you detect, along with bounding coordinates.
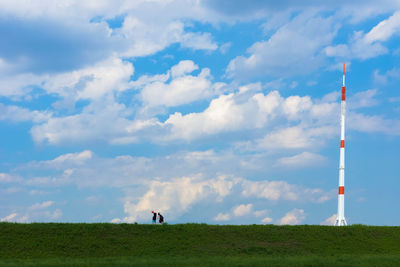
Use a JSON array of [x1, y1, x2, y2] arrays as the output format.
[[335, 63, 347, 226]]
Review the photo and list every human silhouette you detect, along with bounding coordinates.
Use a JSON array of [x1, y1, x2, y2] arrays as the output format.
[[158, 212, 164, 224]]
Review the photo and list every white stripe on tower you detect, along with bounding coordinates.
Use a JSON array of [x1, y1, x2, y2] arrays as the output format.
[[335, 63, 347, 226]]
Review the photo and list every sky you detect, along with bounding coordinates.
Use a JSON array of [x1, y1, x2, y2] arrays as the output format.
[[0, 0, 400, 225]]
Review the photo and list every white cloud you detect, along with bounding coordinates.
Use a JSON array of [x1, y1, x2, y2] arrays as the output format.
[[3, 149, 333, 223], [29, 201, 54, 210], [51, 150, 92, 165], [164, 90, 283, 140], [0, 71, 46, 97], [0, 173, 22, 183], [0, 212, 29, 223], [0, 103, 51, 123], [117, 17, 217, 58], [30, 97, 136, 144], [121, 175, 236, 222], [119, 175, 329, 223], [320, 214, 337, 225], [215, 207, 269, 222], [373, 68, 400, 85], [204, 0, 400, 23], [226, 13, 338, 79], [247, 125, 336, 152], [0, 1, 221, 75], [180, 31, 218, 51], [233, 204, 253, 216], [170, 60, 199, 78], [242, 180, 331, 203], [0, 213, 18, 222], [261, 217, 273, 224], [25, 70, 396, 147], [283, 95, 312, 119], [214, 212, 230, 221], [219, 42, 231, 54], [140, 62, 217, 108], [42, 56, 134, 100], [111, 218, 122, 223], [279, 208, 306, 225], [257, 127, 314, 150], [348, 89, 379, 109], [325, 12, 400, 60], [163, 85, 339, 145], [50, 209, 63, 219], [348, 112, 400, 135], [325, 31, 388, 60], [253, 209, 268, 218], [275, 152, 326, 168], [364, 11, 400, 43]]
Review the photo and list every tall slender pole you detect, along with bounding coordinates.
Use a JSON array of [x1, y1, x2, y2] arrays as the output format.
[[335, 63, 347, 226]]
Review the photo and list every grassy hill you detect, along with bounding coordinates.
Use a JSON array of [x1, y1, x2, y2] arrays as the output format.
[[1, 223, 400, 266]]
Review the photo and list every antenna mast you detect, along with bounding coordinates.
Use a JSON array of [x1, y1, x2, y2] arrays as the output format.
[[335, 63, 347, 226]]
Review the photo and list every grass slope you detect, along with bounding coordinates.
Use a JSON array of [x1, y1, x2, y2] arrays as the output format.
[[1, 223, 400, 266]]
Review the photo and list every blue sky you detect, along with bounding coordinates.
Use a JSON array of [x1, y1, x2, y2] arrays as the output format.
[[0, 0, 399, 225]]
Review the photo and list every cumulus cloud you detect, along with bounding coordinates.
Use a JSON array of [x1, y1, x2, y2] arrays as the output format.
[[0, 103, 51, 123], [118, 18, 217, 58], [373, 68, 400, 85], [29, 78, 399, 148], [279, 208, 306, 225], [139, 61, 221, 108], [0, 212, 22, 222], [364, 11, 400, 43], [214, 212, 231, 221], [119, 175, 329, 223], [30, 97, 135, 144], [320, 214, 337, 225], [325, 11, 400, 60], [204, 0, 400, 22], [0, 16, 117, 74], [164, 90, 284, 141], [214, 206, 270, 223], [261, 217, 273, 224], [121, 175, 237, 222], [348, 112, 400, 135], [29, 201, 54, 210], [275, 152, 327, 168], [50, 150, 93, 165], [5, 150, 332, 223], [43, 56, 134, 100], [241, 180, 331, 203], [226, 13, 338, 79], [233, 204, 253, 216], [170, 60, 199, 78], [30, 59, 225, 145], [0, 1, 221, 75], [251, 126, 335, 151], [348, 89, 379, 109], [325, 31, 387, 60]]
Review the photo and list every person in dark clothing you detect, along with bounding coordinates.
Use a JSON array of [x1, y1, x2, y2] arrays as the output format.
[[152, 211, 157, 224], [158, 213, 164, 224]]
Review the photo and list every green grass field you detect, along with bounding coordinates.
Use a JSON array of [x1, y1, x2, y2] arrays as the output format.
[[1, 223, 399, 266]]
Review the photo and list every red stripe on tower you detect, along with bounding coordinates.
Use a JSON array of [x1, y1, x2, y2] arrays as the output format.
[[340, 140, 345, 148], [339, 186, 344, 195], [341, 86, 346, 101]]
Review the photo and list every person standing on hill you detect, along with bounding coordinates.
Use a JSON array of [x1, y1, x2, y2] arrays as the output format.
[[158, 212, 164, 224], [152, 211, 157, 224]]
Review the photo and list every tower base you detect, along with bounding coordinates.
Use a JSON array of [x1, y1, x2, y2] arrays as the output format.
[[335, 217, 347, 226]]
